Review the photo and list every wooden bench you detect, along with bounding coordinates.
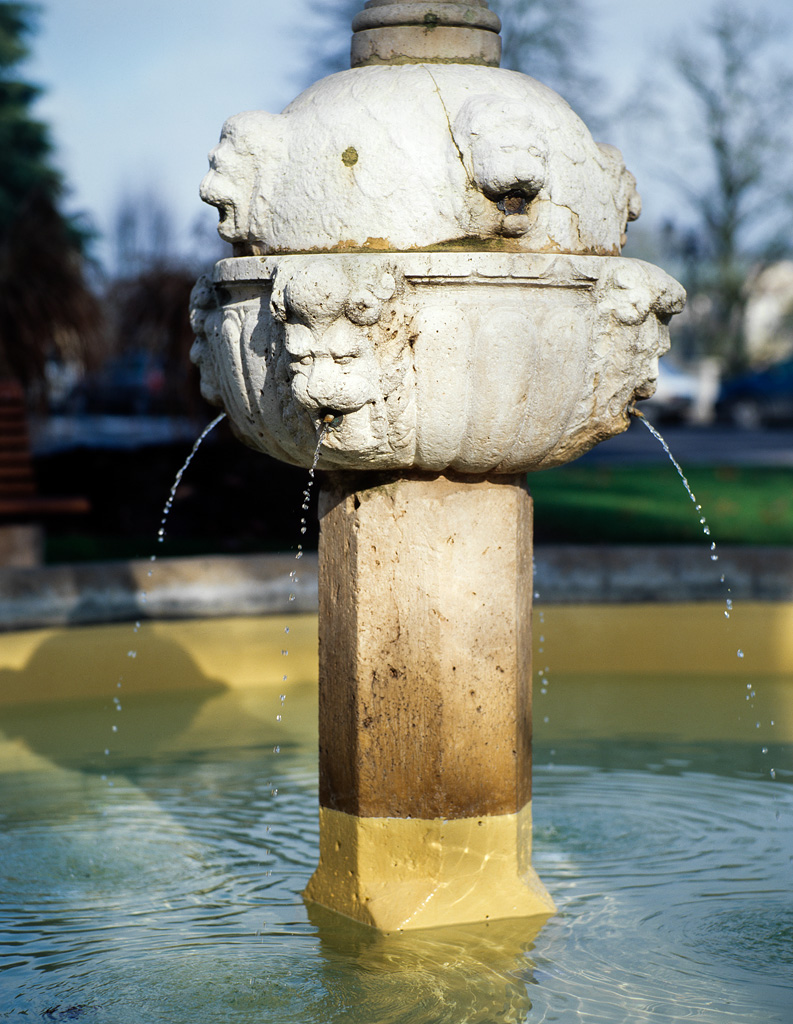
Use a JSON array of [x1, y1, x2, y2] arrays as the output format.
[[0, 380, 89, 566]]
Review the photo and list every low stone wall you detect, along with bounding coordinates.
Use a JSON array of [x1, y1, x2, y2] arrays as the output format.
[[0, 546, 789, 632], [0, 553, 318, 632], [534, 545, 793, 604]]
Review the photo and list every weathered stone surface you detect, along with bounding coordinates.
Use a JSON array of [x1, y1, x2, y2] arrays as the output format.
[[304, 805, 555, 931], [190, 252, 684, 473], [317, 472, 533, 819], [199, 64, 641, 257]]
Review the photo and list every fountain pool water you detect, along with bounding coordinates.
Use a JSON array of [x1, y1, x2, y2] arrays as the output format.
[[1, 610, 791, 1022]]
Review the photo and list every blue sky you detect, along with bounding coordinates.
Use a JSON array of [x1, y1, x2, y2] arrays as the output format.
[[24, 0, 792, 270]]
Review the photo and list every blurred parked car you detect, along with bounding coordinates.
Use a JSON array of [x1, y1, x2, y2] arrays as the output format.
[[640, 362, 700, 423], [716, 358, 793, 428], [64, 351, 167, 415]]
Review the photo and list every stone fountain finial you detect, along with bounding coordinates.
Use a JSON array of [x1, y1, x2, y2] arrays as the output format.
[[350, 0, 502, 67]]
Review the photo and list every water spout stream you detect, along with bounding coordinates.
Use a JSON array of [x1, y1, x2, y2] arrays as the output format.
[[631, 409, 746, 661], [157, 412, 227, 545], [280, 424, 330, 725]]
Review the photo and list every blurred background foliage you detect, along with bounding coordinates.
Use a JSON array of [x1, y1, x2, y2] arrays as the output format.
[[0, 0, 791, 562]]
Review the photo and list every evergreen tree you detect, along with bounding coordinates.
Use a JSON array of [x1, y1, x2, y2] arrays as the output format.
[[0, 3, 59, 232], [0, 2, 102, 393]]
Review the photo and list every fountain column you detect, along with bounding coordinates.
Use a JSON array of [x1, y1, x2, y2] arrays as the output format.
[[304, 472, 552, 929]]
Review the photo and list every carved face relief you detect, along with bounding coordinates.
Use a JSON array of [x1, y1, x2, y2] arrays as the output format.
[[596, 144, 642, 248], [270, 258, 415, 464], [188, 275, 223, 406], [199, 111, 286, 245], [454, 95, 549, 239], [595, 261, 687, 417]]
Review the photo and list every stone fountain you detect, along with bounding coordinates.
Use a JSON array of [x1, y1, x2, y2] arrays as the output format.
[[190, 0, 685, 932]]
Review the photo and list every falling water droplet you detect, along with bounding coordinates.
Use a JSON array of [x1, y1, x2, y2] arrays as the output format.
[[276, 714, 282, 722], [762, 747, 769, 755], [112, 725, 118, 733], [770, 769, 776, 780], [737, 649, 744, 658], [273, 745, 280, 754]]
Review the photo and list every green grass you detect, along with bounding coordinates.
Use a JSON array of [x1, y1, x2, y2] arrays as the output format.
[[529, 465, 793, 545], [41, 464, 792, 563]]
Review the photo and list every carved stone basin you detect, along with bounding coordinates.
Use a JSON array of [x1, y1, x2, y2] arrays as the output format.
[[190, 251, 684, 474]]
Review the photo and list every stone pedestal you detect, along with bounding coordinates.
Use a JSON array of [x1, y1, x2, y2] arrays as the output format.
[[303, 472, 555, 930]]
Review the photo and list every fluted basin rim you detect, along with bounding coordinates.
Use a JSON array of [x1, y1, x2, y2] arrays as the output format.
[[212, 251, 607, 286]]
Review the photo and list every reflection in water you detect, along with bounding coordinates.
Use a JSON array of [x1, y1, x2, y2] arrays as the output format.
[[0, 627, 227, 776], [306, 905, 543, 1024], [0, 679, 791, 1023]]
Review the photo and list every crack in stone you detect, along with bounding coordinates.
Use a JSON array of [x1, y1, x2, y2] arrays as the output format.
[[422, 66, 475, 190]]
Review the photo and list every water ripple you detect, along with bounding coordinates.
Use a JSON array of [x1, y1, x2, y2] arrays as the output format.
[[0, 738, 790, 1022]]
